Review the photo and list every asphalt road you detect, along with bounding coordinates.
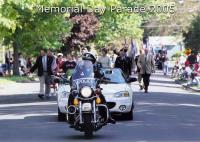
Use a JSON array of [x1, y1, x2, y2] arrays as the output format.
[[0, 73, 200, 142]]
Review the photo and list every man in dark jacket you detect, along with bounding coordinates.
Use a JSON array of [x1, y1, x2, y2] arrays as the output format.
[[114, 48, 132, 78], [187, 52, 197, 65], [30, 49, 55, 99]]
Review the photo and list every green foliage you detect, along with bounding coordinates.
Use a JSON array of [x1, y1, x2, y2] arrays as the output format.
[[183, 15, 200, 53], [91, 0, 168, 46], [171, 52, 182, 58], [94, 11, 143, 46], [0, 0, 72, 55], [144, 0, 200, 36], [0, 0, 171, 53], [0, 75, 34, 84]]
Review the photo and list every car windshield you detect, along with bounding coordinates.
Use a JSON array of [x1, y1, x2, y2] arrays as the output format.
[[72, 60, 94, 80], [101, 68, 126, 84]]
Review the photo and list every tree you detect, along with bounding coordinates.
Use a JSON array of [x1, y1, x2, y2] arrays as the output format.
[[143, 0, 200, 36], [62, 0, 168, 48], [0, 0, 71, 75], [0, 0, 171, 75], [183, 15, 200, 53], [61, 10, 99, 53]]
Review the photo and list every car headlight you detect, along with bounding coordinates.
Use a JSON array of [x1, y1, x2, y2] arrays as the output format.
[[61, 91, 69, 98], [81, 86, 92, 98], [115, 91, 129, 98]]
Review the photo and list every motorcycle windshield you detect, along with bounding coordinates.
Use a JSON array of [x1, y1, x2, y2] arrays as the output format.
[[72, 60, 94, 80], [72, 60, 96, 89]]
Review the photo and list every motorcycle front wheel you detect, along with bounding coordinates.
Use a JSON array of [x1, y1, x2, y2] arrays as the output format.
[[83, 113, 93, 138]]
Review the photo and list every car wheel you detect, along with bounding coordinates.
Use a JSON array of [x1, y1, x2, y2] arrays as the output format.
[[58, 108, 66, 121], [122, 104, 133, 120]]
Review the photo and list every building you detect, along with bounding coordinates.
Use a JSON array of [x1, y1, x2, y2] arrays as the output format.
[[148, 36, 185, 59]]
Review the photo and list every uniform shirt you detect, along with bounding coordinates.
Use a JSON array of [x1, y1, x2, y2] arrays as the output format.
[[114, 56, 132, 76]]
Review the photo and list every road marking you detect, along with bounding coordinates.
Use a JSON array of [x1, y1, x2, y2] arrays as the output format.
[[137, 102, 200, 108], [0, 102, 57, 108], [0, 113, 57, 120]]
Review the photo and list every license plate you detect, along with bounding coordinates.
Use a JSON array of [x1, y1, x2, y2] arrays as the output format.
[[82, 103, 92, 111]]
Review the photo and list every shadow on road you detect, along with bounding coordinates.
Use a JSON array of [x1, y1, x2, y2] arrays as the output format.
[[0, 94, 56, 104], [61, 134, 113, 141]]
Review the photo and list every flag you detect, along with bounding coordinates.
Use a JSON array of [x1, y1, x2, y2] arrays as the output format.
[[130, 38, 137, 58]]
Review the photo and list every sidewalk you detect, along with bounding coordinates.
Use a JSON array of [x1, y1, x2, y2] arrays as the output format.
[[153, 70, 200, 93]]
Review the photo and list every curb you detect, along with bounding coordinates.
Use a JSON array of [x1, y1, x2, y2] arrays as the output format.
[[182, 85, 200, 92], [16, 80, 39, 83], [175, 79, 200, 92]]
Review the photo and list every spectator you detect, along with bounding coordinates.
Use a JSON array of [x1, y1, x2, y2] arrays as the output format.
[[197, 53, 200, 67], [47, 49, 57, 74], [30, 49, 55, 99], [56, 53, 64, 73], [187, 52, 197, 65], [122, 44, 129, 57], [114, 48, 132, 78], [97, 48, 111, 68], [19, 66, 27, 76], [26, 57, 32, 69], [161, 52, 167, 70], [163, 53, 169, 76], [179, 54, 186, 66], [0, 64, 5, 76], [135, 49, 143, 90], [81, 47, 88, 55], [61, 54, 76, 79], [5, 53, 11, 76], [86, 45, 91, 52], [113, 48, 120, 56], [18, 53, 27, 69]]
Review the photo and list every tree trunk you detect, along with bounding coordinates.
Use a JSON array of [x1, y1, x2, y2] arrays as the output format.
[[13, 27, 21, 76], [13, 40, 20, 76]]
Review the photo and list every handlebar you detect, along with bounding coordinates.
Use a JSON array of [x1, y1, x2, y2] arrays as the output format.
[[51, 75, 70, 84]]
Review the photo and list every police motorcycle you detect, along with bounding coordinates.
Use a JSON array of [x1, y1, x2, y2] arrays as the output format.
[[54, 53, 115, 138]]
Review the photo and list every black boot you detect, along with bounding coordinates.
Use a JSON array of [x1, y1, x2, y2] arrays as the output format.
[[38, 94, 44, 99], [144, 86, 148, 93], [108, 117, 116, 124]]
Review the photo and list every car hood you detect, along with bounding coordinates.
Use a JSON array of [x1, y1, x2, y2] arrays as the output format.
[[100, 83, 130, 94]]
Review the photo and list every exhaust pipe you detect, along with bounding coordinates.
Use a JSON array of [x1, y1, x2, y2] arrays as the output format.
[[66, 105, 76, 114]]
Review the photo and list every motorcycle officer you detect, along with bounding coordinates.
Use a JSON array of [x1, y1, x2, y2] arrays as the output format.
[[67, 52, 116, 126]]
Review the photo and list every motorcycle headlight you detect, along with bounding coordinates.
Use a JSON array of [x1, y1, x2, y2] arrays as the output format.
[[61, 91, 69, 98], [115, 91, 129, 98], [81, 86, 92, 98]]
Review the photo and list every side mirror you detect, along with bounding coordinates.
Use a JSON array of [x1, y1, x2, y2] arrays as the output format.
[[52, 75, 70, 84], [105, 69, 112, 74], [99, 70, 105, 78], [99, 77, 110, 84], [127, 77, 137, 83]]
